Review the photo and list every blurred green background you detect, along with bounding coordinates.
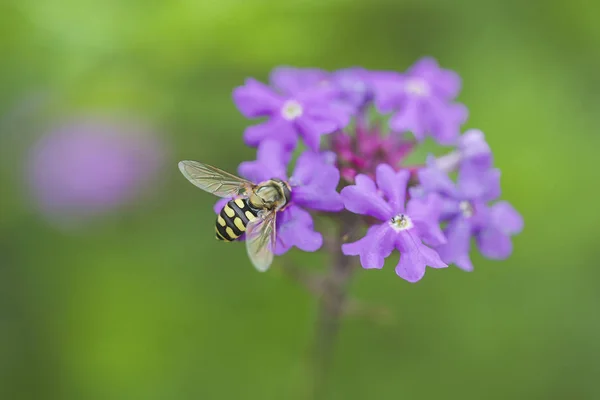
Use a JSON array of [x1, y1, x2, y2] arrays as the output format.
[[1, 1, 600, 399]]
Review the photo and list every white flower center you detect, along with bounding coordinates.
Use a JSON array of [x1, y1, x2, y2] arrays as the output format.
[[390, 213, 414, 232], [281, 100, 303, 120], [459, 201, 474, 218], [404, 78, 430, 97]]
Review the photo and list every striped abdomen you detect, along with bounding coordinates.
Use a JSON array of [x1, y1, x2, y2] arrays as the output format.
[[215, 198, 259, 241]]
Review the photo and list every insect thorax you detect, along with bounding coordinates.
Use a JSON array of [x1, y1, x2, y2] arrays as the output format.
[[249, 179, 292, 211]]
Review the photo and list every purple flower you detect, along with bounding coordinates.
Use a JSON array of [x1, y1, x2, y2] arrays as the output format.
[[341, 164, 447, 282], [269, 66, 328, 95], [272, 66, 374, 113], [457, 129, 493, 170], [27, 119, 164, 226], [416, 156, 523, 271], [435, 129, 493, 173], [328, 68, 374, 112], [372, 57, 468, 145], [214, 140, 343, 255], [233, 78, 351, 151]]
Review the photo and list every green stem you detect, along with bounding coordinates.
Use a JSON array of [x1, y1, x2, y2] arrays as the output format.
[[311, 213, 357, 400]]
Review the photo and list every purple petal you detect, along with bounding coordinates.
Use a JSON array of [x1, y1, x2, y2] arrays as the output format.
[[238, 140, 289, 183], [459, 129, 493, 170], [341, 174, 393, 221], [370, 71, 405, 113], [489, 201, 523, 234], [295, 115, 338, 151], [332, 67, 372, 109], [270, 67, 328, 95], [476, 227, 513, 260], [427, 98, 468, 145], [417, 155, 459, 197], [213, 198, 229, 214], [389, 100, 426, 140], [395, 230, 447, 282], [436, 217, 474, 271], [291, 150, 336, 184], [342, 223, 396, 269], [408, 57, 462, 100], [480, 168, 501, 202], [233, 78, 282, 118], [407, 193, 446, 246], [309, 103, 352, 130], [290, 151, 343, 212], [274, 205, 322, 255], [296, 85, 338, 104], [458, 165, 501, 201], [243, 117, 298, 150], [293, 186, 343, 211], [375, 164, 408, 214]]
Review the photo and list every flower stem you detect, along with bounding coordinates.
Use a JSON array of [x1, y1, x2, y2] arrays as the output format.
[[311, 213, 358, 400]]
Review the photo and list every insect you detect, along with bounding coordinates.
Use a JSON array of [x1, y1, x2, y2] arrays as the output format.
[[178, 160, 292, 272]]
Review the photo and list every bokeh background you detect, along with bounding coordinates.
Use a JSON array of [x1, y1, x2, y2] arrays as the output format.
[[1, 1, 599, 399]]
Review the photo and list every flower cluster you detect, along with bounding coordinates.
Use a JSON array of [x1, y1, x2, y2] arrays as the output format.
[[225, 57, 523, 282]]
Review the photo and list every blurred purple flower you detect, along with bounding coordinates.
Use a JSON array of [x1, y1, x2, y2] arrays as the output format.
[[270, 66, 327, 95], [415, 156, 523, 271], [27, 119, 164, 224], [435, 129, 493, 173], [271, 66, 374, 113], [233, 78, 351, 151], [341, 164, 447, 282], [214, 140, 343, 255], [372, 57, 468, 145]]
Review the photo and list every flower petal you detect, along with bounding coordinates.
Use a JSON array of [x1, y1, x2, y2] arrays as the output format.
[[233, 78, 282, 118], [341, 174, 393, 221], [238, 140, 290, 183], [459, 129, 493, 170], [243, 117, 298, 150], [458, 165, 501, 201], [274, 206, 323, 255], [293, 186, 344, 211], [395, 241, 448, 282], [417, 155, 459, 197], [389, 100, 426, 141], [290, 151, 343, 211], [395, 250, 426, 283], [408, 57, 462, 100], [375, 164, 409, 214], [489, 201, 524, 235], [332, 67, 372, 109], [370, 71, 404, 113], [296, 84, 338, 104], [291, 151, 334, 185], [476, 227, 513, 260], [270, 67, 327, 95], [213, 198, 230, 214], [395, 231, 447, 282], [436, 217, 474, 271], [406, 193, 446, 246], [426, 99, 467, 145], [295, 115, 338, 151], [481, 168, 501, 202], [342, 223, 395, 269], [308, 103, 352, 130]]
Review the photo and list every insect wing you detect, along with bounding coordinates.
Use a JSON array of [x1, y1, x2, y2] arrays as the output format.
[[245, 210, 277, 272], [178, 160, 254, 198]]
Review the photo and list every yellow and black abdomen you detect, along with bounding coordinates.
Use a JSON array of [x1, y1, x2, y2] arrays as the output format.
[[215, 198, 259, 241]]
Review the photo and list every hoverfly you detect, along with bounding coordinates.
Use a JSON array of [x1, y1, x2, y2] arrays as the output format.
[[178, 160, 291, 272]]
